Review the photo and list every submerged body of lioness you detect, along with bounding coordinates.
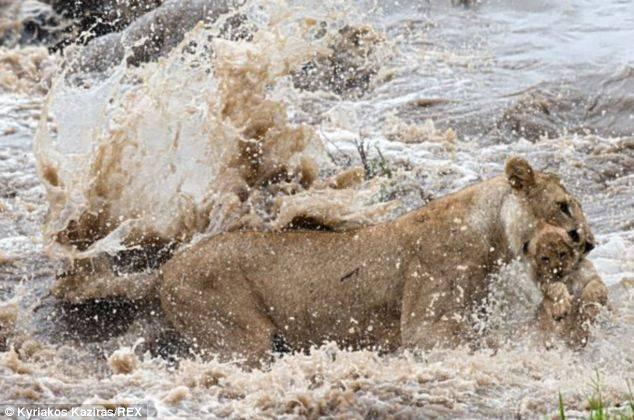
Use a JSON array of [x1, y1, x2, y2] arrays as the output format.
[[161, 158, 596, 363]]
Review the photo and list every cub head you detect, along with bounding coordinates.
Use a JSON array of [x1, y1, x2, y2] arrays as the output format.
[[523, 222, 580, 284], [505, 157, 596, 256]]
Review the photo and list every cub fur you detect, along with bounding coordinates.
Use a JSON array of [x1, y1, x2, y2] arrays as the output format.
[[525, 222, 608, 346]]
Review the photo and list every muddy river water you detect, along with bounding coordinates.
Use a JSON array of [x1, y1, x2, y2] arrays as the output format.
[[0, 0, 632, 417]]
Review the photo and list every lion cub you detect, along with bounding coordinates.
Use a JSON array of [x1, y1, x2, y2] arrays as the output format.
[[525, 222, 608, 345]]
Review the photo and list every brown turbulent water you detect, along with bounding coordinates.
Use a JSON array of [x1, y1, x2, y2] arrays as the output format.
[[0, 0, 633, 418]]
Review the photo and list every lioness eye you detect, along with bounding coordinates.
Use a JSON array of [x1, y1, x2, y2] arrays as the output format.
[[558, 202, 571, 217]]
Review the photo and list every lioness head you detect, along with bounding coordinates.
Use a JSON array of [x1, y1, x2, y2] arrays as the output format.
[[505, 157, 596, 256], [524, 221, 579, 284]]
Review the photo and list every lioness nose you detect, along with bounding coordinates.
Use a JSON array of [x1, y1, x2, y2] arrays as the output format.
[[567, 229, 580, 243], [583, 240, 595, 254]]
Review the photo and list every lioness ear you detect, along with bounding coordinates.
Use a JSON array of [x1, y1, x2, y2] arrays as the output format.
[[505, 157, 535, 191]]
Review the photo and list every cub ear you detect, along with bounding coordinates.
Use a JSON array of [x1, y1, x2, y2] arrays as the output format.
[[505, 157, 535, 191]]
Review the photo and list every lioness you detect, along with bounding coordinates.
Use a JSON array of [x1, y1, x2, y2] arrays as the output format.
[[525, 222, 608, 345], [160, 157, 596, 364]]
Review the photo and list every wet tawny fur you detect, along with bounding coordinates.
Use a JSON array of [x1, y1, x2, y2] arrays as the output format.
[[526, 224, 608, 346], [160, 158, 596, 364]]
